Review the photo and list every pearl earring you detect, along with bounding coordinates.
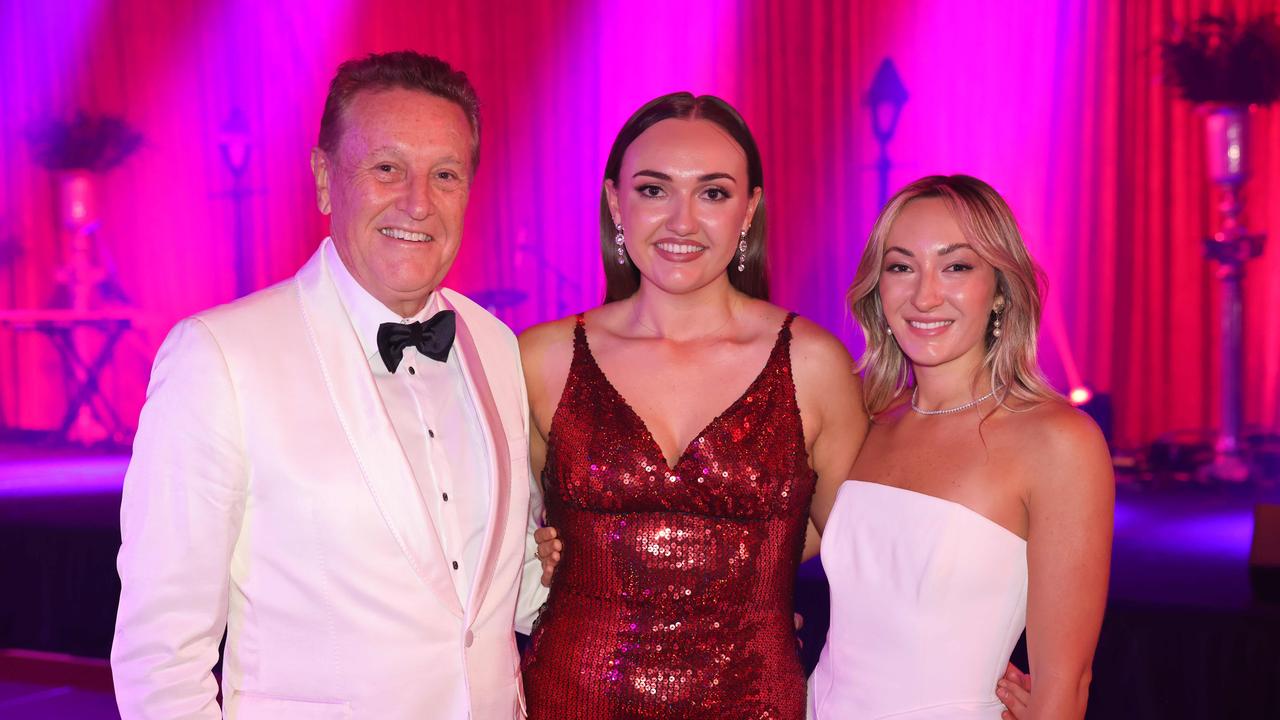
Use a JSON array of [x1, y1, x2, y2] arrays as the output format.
[[992, 314, 1002, 338]]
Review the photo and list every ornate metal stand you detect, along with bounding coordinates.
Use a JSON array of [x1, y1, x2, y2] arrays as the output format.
[[1200, 105, 1266, 482]]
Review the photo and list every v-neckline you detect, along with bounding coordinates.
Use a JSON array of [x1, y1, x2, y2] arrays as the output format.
[[578, 318, 788, 472]]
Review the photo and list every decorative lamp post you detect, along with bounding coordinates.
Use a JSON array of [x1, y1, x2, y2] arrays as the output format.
[[218, 108, 255, 298], [865, 59, 909, 207]]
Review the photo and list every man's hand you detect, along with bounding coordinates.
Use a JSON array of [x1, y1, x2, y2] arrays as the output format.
[[997, 662, 1033, 720], [533, 526, 562, 588]]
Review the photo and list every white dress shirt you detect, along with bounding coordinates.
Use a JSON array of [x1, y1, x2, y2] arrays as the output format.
[[324, 241, 491, 606]]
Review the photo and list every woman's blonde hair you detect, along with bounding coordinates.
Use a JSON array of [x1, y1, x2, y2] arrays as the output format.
[[848, 174, 1060, 415]]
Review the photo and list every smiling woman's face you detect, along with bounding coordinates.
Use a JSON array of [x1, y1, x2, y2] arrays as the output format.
[[878, 197, 1001, 370], [606, 118, 760, 297]]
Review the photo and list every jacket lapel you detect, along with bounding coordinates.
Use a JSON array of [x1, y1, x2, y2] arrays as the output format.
[[440, 290, 512, 619], [295, 243, 464, 618]]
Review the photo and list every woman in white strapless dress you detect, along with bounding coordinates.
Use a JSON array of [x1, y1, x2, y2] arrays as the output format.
[[808, 175, 1113, 719]]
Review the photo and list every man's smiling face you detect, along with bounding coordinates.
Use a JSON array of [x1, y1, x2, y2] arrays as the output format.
[[311, 86, 473, 316]]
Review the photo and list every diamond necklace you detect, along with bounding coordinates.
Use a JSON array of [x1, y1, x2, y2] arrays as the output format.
[[910, 386, 996, 416]]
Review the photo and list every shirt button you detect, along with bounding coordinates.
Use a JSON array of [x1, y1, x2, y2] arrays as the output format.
[[442, 492, 449, 502], [428, 429, 435, 438], [407, 366, 416, 375], [452, 561, 459, 570], [464, 630, 474, 647]]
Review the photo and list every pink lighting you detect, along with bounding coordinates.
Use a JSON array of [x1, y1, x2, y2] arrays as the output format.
[[0, 0, 1276, 448]]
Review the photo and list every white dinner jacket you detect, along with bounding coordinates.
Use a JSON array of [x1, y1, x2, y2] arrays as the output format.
[[112, 241, 541, 719]]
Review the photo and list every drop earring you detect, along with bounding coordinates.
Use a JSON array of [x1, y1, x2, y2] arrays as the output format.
[[736, 230, 748, 272], [615, 224, 626, 265], [991, 313, 1003, 338]]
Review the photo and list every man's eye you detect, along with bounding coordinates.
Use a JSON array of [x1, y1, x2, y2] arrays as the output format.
[[436, 170, 459, 181], [376, 163, 396, 173]]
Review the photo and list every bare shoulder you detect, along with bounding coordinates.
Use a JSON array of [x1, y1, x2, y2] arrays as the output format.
[[787, 315, 859, 389], [1011, 400, 1107, 455], [517, 315, 579, 404], [518, 315, 577, 358], [785, 315, 866, 439], [1002, 399, 1113, 494]]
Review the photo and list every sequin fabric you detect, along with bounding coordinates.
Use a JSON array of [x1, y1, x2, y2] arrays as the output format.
[[522, 313, 813, 719]]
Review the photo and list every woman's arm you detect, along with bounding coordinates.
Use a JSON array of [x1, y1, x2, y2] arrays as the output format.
[[518, 319, 576, 588], [1023, 406, 1114, 719], [789, 317, 869, 547]]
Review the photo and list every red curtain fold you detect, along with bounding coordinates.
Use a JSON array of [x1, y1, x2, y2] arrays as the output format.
[[0, 0, 1276, 449]]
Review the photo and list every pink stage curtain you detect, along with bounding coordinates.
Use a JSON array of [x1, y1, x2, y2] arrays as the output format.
[[0, 0, 1276, 449]]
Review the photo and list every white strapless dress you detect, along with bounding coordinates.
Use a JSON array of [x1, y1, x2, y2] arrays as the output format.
[[809, 481, 1027, 719]]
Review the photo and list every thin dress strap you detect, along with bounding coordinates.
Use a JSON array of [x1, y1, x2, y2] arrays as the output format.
[[778, 311, 799, 346]]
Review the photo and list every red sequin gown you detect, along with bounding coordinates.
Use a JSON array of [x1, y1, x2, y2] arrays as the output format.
[[522, 313, 814, 719]]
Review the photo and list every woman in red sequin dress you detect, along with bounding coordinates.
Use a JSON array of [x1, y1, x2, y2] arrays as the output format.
[[517, 93, 867, 719]]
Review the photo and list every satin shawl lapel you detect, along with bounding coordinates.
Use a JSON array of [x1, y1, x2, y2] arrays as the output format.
[[440, 290, 512, 618], [295, 244, 463, 617]]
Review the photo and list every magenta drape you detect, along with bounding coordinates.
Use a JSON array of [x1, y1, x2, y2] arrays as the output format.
[[0, 0, 1276, 448]]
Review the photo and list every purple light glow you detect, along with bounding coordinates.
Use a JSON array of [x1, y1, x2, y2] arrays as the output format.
[[1114, 492, 1253, 561], [0, 456, 126, 498]]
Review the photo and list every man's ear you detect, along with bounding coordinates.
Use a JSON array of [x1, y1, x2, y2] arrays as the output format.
[[310, 147, 332, 215]]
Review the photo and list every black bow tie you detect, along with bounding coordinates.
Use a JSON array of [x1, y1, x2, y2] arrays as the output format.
[[377, 310, 456, 373]]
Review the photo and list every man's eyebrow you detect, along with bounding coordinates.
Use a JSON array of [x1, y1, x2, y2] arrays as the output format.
[[362, 147, 467, 167]]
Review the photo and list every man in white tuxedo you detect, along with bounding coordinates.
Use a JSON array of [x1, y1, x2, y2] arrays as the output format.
[[112, 51, 545, 719]]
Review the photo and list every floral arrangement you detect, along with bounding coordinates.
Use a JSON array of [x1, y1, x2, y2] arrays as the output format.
[[26, 112, 143, 172], [1161, 13, 1280, 105]]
